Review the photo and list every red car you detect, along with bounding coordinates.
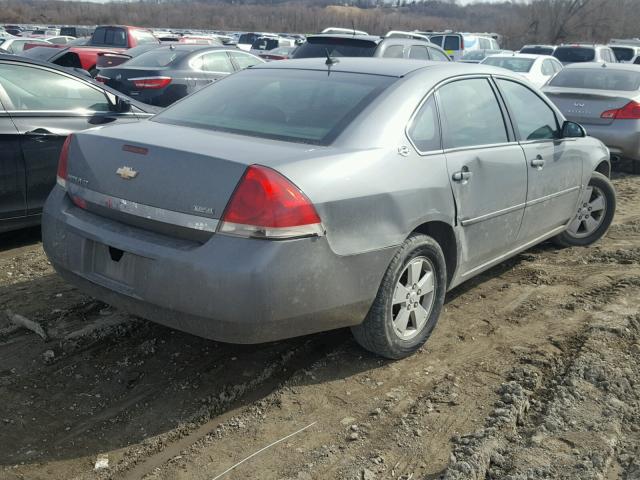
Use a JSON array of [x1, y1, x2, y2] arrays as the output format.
[[23, 25, 160, 73]]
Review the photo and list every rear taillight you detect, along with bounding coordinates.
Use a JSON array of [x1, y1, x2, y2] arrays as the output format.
[[56, 134, 72, 189], [601, 101, 640, 119], [218, 165, 323, 239], [130, 76, 172, 89]]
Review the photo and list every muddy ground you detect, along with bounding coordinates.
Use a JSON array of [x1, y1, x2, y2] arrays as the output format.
[[1, 172, 639, 480]]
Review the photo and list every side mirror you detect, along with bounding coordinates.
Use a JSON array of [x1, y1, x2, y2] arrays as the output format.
[[562, 120, 586, 138], [114, 97, 131, 113]]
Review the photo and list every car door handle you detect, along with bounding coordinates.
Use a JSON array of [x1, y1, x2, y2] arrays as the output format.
[[530, 155, 545, 168], [24, 128, 60, 142], [452, 167, 472, 183]]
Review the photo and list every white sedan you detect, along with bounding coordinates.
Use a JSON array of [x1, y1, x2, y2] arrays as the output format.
[[480, 53, 563, 88]]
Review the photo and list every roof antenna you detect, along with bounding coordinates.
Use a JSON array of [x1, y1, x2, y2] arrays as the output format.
[[325, 48, 339, 66], [351, 19, 356, 37]]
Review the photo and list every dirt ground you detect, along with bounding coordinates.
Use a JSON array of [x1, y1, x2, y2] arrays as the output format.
[[1, 171, 639, 480]]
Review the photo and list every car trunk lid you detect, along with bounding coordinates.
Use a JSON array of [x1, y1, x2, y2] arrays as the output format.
[[65, 121, 328, 240], [544, 87, 634, 125], [98, 66, 169, 95]]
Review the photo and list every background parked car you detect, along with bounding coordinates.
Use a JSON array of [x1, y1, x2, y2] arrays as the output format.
[[258, 46, 297, 61], [553, 44, 617, 65], [458, 49, 511, 63], [42, 58, 614, 360], [543, 62, 640, 172], [249, 35, 295, 56], [292, 33, 451, 61], [609, 43, 640, 63], [519, 44, 556, 55], [481, 53, 563, 87], [423, 31, 501, 61], [0, 54, 156, 233], [96, 44, 264, 107], [88, 25, 159, 48], [0, 37, 50, 54], [41, 35, 76, 45], [59, 26, 93, 38], [237, 32, 268, 51]]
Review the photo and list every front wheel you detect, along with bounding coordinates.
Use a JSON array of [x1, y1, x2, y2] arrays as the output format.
[[553, 172, 616, 247], [351, 233, 447, 359]]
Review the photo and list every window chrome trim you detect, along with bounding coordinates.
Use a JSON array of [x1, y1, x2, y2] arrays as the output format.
[[442, 141, 520, 154], [67, 184, 219, 233]]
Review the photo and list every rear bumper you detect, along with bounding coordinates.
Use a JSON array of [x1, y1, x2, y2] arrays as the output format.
[[42, 187, 394, 343], [581, 121, 640, 162]]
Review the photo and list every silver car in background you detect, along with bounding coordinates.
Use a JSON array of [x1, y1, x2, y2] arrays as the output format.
[[543, 63, 640, 172], [42, 59, 615, 359]]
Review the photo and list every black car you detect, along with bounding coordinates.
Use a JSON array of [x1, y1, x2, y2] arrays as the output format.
[[291, 34, 451, 62], [96, 45, 264, 107], [0, 54, 156, 233]]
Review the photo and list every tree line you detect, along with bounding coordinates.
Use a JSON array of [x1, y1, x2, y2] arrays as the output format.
[[0, 0, 638, 49]]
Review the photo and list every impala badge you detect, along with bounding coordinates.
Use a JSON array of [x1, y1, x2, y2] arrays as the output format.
[[574, 102, 585, 108], [116, 166, 138, 179]]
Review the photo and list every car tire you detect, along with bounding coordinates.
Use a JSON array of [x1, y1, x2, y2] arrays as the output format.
[[351, 233, 447, 360], [553, 172, 616, 248]]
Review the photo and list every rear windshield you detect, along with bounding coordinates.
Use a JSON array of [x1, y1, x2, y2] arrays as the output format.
[[131, 29, 158, 45], [125, 49, 186, 67], [461, 50, 487, 61], [251, 38, 279, 51], [553, 47, 595, 63], [549, 68, 640, 91], [239, 33, 260, 45], [482, 57, 535, 72], [520, 46, 554, 55], [292, 37, 378, 58], [91, 27, 127, 47], [611, 46, 635, 62], [153, 69, 394, 145], [443, 35, 461, 51]]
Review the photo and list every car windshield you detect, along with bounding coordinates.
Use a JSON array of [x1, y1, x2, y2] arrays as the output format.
[[125, 49, 187, 67], [553, 47, 595, 63], [153, 69, 394, 145], [293, 37, 378, 58], [482, 57, 535, 72], [549, 68, 640, 91], [520, 46, 554, 55], [611, 46, 635, 62]]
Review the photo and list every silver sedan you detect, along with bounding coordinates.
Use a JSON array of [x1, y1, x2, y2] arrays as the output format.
[[42, 58, 616, 359], [543, 62, 640, 172]]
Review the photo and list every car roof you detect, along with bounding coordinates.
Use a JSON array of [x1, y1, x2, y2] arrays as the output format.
[[305, 33, 382, 44], [485, 53, 552, 60], [556, 44, 609, 49], [563, 62, 640, 71], [143, 44, 228, 53], [251, 57, 515, 78]]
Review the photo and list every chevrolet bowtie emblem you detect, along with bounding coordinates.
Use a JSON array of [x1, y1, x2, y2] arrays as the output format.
[[116, 166, 138, 179]]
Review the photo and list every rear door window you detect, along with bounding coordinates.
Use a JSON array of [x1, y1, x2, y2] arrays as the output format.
[[0, 64, 109, 112], [202, 52, 234, 73], [429, 35, 443, 48], [611, 47, 635, 62], [408, 45, 429, 60], [497, 79, 559, 141], [229, 51, 262, 69], [382, 45, 404, 59], [429, 48, 450, 62], [407, 95, 441, 152], [443, 35, 460, 51], [437, 78, 508, 148]]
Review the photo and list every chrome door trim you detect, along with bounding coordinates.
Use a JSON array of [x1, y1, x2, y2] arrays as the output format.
[[460, 202, 526, 226], [526, 185, 581, 207], [67, 184, 220, 233]]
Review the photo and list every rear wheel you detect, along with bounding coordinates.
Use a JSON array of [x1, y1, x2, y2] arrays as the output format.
[[553, 172, 616, 247], [351, 233, 447, 359]]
